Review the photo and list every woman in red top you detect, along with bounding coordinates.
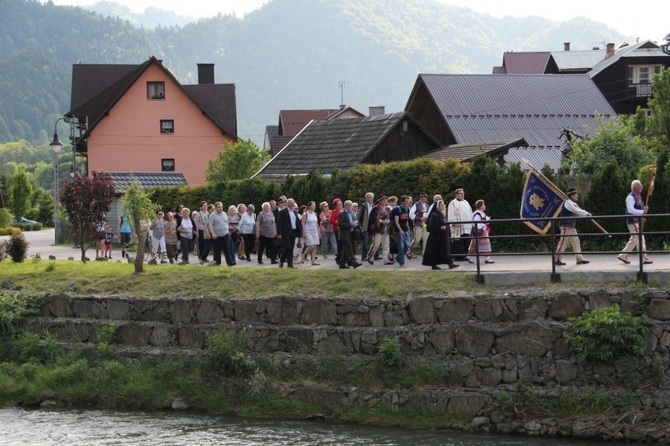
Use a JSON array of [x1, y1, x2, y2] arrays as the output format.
[[329, 198, 343, 264]]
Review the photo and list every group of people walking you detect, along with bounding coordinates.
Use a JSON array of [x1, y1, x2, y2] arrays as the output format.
[[113, 189, 495, 270], [111, 178, 654, 269]]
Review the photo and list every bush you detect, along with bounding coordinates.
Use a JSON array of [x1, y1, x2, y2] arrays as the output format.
[[564, 306, 650, 362], [9, 222, 42, 231], [0, 227, 21, 236], [6, 232, 29, 263], [204, 330, 255, 376], [377, 337, 402, 367]]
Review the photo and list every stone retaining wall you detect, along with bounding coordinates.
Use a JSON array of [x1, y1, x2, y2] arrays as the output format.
[[19, 288, 670, 443]]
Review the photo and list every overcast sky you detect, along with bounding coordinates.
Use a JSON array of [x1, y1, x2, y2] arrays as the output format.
[[48, 0, 668, 43]]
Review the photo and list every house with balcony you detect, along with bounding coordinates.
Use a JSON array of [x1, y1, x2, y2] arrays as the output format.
[[67, 56, 238, 186], [493, 40, 670, 115], [589, 41, 670, 115]]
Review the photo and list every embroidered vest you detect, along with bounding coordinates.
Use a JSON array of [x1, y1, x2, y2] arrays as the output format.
[[626, 192, 643, 225]]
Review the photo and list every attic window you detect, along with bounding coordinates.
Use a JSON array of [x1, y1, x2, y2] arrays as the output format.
[[160, 120, 174, 134], [147, 82, 165, 100], [162, 159, 175, 172]]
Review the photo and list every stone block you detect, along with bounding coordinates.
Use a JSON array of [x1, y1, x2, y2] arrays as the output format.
[[72, 299, 94, 318], [383, 311, 404, 326], [495, 324, 560, 356], [149, 325, 174, 347], [266, 296, 299, 324], [648, 299, 670, 320], [302, 299, 337, 325], [107, 299, 131, 320], [474, 300, 504, 322], [517, 299, 547, 321], [436, 297, 473, 322], [408, 297, 435, 324], [548, 294, 584, 321], [177, 327, 205, 348], [429, 329, 455, 355], [369, 304, 385, 327], [118, 323, 151, 347], [555, 360, 578, 382], [170, 300, 192, 324], [455, 326, 495, 357], [401, 391, 434, 411], [446, 393, 488, 421], [234, 300, 263, 322], [196, 299, 224, 323], [47, 295, 70, 317]]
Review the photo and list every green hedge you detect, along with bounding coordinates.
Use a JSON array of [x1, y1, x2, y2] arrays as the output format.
[[143, 155, 670, 252]]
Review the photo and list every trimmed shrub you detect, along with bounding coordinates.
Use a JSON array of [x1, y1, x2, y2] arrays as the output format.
[[564, 306, 650, 362], [6, 233, 29, 263]]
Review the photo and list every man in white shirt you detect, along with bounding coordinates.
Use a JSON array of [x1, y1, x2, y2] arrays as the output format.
[[555, 188, 591, 266], [618, 179, 652, 264], [447, 188, 473, 262]]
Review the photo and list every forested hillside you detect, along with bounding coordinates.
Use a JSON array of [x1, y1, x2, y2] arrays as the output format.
[[0, 0, 626, 146]]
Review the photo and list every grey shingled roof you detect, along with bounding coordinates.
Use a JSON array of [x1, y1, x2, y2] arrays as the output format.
[[551, 49, 605, 72], [109, 172, 187, 194], [420, 139, 527, 162], [255, 112, 409, 177], [407, 74, 616, 170]]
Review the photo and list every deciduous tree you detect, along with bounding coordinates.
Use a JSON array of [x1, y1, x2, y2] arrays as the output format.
[[121, 178, 158, 273], [206, 139, 270, 184], [60, 172, 115, 262], [10, 166, 32, 220]]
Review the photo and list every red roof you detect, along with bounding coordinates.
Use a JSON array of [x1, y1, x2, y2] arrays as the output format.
[[278, 109, 338, 136], [498, 52, 551, 74]]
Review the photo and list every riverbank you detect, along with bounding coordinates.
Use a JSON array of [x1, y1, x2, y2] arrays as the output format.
[[2, 262, 670, 443]]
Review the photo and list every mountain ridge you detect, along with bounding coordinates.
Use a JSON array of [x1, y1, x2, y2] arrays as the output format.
[[1, 0, 627, 146]]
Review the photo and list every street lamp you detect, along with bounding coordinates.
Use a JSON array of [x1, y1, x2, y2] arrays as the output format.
[[49, 123, 63, 245]]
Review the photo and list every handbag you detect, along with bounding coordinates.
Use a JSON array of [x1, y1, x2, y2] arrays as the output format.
[[296, 239, 303, 248]]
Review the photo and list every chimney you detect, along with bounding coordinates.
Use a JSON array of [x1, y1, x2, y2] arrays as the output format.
[[564, 42, 570, 51], [197, 63, 215, 84], [605, 43, 615, 59], [369, 106, 385, 117]]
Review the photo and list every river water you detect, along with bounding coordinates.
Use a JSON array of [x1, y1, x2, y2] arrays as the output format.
[[0, 408, 618, 446]]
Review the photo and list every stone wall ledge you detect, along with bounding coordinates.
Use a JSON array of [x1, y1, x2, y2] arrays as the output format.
[[38, 290, 670, 326]]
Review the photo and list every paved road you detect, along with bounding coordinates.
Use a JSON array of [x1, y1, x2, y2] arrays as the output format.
[[4, 230, 668, 285]]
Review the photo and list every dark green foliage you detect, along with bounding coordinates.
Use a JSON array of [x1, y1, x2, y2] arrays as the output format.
[[6, 232, 29, 263], [0, 292, 45, 340], [10, 166, 32, 219], [203, 330, 255, 377], [585, 160, 629, 234], [564, 306, 650, 363], [377, 337, 402, 367]]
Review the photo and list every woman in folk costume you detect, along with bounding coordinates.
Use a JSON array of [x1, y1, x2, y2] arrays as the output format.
[[422, 200, 459, 270], [468, 199, 494, 264], [447, 188, 474, 262]]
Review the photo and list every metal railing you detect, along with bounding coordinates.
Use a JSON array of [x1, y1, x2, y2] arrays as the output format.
[[465, 213, 669, 284]]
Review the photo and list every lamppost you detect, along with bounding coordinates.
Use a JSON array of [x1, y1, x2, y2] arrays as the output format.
[[49, 123, 63, 245]]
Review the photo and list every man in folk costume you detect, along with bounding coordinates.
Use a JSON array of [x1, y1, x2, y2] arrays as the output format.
[[618, 180, 653, 264], [447, 188, 473, 263], [554, 188, 591, 266], [409, 191, 430, 256]]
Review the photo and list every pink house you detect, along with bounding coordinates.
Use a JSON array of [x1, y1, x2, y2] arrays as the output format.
[[67, 56, 237, 185]]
